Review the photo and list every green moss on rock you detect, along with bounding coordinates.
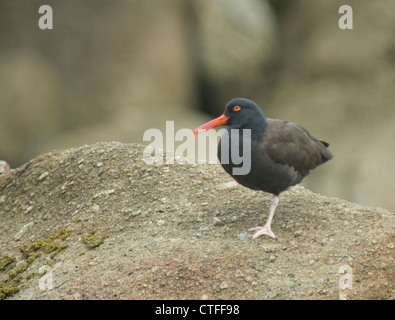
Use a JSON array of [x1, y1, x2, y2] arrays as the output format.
[[0, 255, 16, 271], [19, 228, 70, 259], [0, 227, 70, 300], [81, 230, 107, 249]]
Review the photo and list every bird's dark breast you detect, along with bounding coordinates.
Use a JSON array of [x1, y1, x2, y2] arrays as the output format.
[[218, 134, 304, 196]]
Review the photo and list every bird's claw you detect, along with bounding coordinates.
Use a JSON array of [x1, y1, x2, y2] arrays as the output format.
[[248, 225, 276, 240]]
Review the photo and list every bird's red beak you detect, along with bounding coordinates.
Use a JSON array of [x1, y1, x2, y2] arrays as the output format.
[[193, 114, 229, 135]]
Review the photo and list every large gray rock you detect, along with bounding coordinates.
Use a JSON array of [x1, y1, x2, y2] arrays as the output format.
[[0, 142, 393, 299]]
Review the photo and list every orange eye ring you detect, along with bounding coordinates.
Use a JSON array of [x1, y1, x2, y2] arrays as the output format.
[[233, 105, 241, 112]]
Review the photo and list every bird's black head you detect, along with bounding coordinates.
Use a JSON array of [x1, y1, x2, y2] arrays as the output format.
[[193, 98, 267, 135], [224, 98, 266, 129]]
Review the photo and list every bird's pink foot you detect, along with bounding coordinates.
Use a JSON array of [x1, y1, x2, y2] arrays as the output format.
[[248, 225, 276, 240]]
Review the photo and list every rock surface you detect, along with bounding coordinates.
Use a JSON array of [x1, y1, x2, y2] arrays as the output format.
[[0, 142, 393, 300]]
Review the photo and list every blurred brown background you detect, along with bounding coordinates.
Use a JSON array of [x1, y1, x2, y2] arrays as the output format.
[[1, 0, 395, 211]]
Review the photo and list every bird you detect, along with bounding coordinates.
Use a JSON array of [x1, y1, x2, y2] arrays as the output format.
[[193, 98, 333, 239]]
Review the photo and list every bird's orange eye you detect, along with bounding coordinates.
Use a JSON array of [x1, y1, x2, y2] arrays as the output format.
[[233, 105, 241, 112]]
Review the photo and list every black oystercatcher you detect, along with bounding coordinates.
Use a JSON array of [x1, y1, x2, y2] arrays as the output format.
[[193, 98, 333, 239]]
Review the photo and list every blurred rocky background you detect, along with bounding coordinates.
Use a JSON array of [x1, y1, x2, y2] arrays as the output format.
[[1, 0, 395, 211]]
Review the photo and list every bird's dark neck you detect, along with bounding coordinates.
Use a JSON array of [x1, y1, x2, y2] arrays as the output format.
[[228, 115, 267, 141]]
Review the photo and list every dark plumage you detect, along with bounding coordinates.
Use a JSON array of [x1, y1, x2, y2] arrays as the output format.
[[193, 98, 333, 239]]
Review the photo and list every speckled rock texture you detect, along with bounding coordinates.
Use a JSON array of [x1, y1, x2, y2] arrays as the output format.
[[0, 142, 393, 300]]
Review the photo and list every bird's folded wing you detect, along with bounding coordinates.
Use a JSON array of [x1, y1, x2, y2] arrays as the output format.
[[260, 119, 333, 173]]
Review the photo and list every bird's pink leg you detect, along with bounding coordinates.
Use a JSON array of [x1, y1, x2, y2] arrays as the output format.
[[248, 195, 279, 239]]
